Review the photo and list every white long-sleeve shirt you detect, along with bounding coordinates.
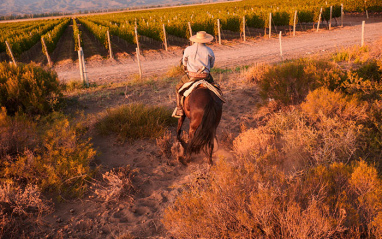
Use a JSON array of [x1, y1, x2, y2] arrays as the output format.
[[182, 43, 215, 73]]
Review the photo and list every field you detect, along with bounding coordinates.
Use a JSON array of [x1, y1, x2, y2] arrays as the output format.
[[1, 0, 382, 238]]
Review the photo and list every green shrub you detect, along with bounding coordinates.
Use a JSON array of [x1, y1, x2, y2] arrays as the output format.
[[0, 63, 62, 116], [258, 59, 345, 105], [354, 60, 382, 83], [62, 80, 87, 92], [95, 103, 177, 141], [332, 46, 370, 63], [1, 112, 96, 197]]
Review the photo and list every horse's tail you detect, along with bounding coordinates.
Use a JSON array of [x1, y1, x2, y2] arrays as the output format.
[[187, 96, 219, 156]]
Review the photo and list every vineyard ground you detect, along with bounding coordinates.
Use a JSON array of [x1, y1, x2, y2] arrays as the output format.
[[51, 14, 382, 84], [9, 14, 382, 239]]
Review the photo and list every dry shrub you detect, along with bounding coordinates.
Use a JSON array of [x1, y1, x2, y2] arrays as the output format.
[[371, 212, 382, 238], [0, 182, 52, 238], [0, 107, 37, 157], [241, 63, 266, 83], [220, 129, 235, 150], [233, 126, 275, 161], [163, 159, 257, 238], [94, 166, 136, 203], [164, 158, 382, 238], [166, 64, 184, 78], [95, 103, 177, 141], [301, 88, 382, 166], [370, 37, 382, 59], [301, 88, 368, 123], [349, 160, 382, 237], [234, 107, 362, 171], [279, 199, 346, 238], [156, 130, 173, 159]]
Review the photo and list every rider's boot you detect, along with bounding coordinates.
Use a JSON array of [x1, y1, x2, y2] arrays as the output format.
[[173, 93, 184, 118]]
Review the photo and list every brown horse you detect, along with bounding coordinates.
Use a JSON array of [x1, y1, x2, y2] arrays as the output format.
[[176, 86, 223, 165]]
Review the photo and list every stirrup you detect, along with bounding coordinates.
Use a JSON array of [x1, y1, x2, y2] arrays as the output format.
[[172, 107, 184, 118]]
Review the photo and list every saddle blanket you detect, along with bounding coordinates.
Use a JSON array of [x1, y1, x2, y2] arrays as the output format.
[[178, 80, 226, 103]]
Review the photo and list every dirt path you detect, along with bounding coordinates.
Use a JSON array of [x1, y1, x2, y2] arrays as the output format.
[[54, 16, 382, 84]]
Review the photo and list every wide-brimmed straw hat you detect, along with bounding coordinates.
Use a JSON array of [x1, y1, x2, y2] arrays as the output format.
[[189, 31, 214, 43]]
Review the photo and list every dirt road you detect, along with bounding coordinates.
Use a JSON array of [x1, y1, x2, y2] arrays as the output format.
[[54, 16, 382, 83]]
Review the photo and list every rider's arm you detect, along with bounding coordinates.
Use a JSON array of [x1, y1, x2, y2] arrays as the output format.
[[182, 48, 190, 67], [209, 50, 215, 69]]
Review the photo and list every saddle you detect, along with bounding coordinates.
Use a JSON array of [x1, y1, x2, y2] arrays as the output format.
[[178, 80, 226, 107]]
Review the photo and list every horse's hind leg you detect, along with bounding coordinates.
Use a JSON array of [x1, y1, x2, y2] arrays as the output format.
[[176, 115, 188, 165], [176, 115, 186, 147], [185, 125, 198, 163], [208, 142, 214, 165]]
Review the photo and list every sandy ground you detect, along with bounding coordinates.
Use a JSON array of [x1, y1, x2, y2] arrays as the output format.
[[18, 15, 382, 238]]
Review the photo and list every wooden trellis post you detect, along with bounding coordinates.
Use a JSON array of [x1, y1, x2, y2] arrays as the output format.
[[217, 19, 221, 45], [77, 34, 81, 49], [107, 30, 113, 59], [78, 48, 84, 83], [41, 37, 52, 67], [269, 13, 272, 38], [361, 20, 365, 47], [329, 6, 333, 30], [77, 47, 88, 87], [242, 16, 246, 41], [341, 4, 344, 27], [5, 41, 17, 66], [162, 24, 168, 51], [279, 31, 283, 61], [188, 22, 193, 45], [317, 8, 323, 32], [136, 47, 142, 79], [81, 49, 88, 87], [134, 26, 140, 55], [188, 22, 193, 37], [293, 10, 297, 36]]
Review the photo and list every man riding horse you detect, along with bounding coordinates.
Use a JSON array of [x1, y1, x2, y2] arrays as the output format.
[[173, 31, 216, 118]]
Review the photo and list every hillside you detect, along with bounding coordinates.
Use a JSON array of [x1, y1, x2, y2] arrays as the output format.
[[0, 0, 219, 16]]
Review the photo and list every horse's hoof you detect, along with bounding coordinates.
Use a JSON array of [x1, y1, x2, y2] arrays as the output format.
[[178, 156, 188, 166]]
